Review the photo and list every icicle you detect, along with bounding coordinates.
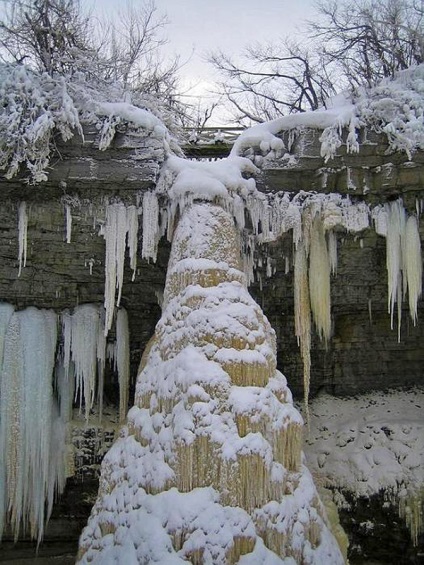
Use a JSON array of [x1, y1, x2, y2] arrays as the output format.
[[70, 304, 100, 420], [404, 216, 422, 325], [107, 341, 117, 369], [61, 310, 72, 380], [142, 191, 159, 262], [96, 307, 107, 422], [103, 202, 128, 335], [386, 200, 406, 338], [17, 202, 28, 277], [0, 303, 14, 538], [0, 307, 60, 544], [231, 194, 246, 232], [285, 256, 290, 274], [372, 205, 388, 236], [65, 203, 72, 244], [309, 216, 331, 343], [266, 257, 273, 278], [0, 302, 14, 369], [294, 241, 311, 423], [116, 308, 130, 422], [115, 204, 128, 308], [0, 312, 24, 540], [55, 361, 74, 429], [242, 235, 256, 286], [126, 205, 139, 281], [327, 230, 338, 275]]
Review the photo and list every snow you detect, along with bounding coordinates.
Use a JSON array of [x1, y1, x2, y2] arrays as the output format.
[[95, 102, 167, 137], [231, 64, 424, 164], [0, 64, 173, 184], [303, 388, 424, 544], [1, 59, 424, 557]]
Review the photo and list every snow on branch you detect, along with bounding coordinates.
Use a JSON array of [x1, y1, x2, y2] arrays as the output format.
[[231, 64, 424, 163], [0, 63, 173, 184]]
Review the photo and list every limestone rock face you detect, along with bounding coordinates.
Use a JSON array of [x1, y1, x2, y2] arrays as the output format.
[[77, 202, 344, 564]]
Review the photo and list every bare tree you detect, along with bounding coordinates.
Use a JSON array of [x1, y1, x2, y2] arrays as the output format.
[[100, 0, 178, 92], [209, 38, 337, 125], [209, 0, 423, 124], [310, 0, 424, 88]]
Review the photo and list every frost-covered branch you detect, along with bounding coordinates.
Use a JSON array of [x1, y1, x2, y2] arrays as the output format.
[[0, 63, 175, 183]]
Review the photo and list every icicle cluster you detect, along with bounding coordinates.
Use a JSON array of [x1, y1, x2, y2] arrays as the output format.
[[0, 304, 68, 544], [61, 304, 130, 422], [77, 202, 345, 564], [0, 300, 131, 544], [62, 305, 105, 421], [379, 200, 422, 340], [103, 202, 139, 335]]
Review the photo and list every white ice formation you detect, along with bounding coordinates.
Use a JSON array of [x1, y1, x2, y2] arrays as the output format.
[[2, 62, 423, 555], [65, 203, 72, 244], [378, 200, 422, 340], [77, 202, 346, 564], [0, 305, 66, 544], [103, 202, 139, 335], [0, 301, 131, 544]]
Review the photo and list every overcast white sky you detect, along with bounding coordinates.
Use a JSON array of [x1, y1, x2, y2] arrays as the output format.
[[96, 0, 317, 99]]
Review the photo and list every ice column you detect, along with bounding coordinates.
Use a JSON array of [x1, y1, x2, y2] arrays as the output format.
[[77, 202, 344, 564]]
